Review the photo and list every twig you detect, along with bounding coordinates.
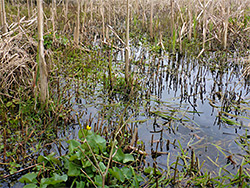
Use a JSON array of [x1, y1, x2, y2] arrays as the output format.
[[0, 164, 39, 180]]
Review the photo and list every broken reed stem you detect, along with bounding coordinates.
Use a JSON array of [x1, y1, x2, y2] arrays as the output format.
[[202, 0, 207, 49], [188, 0, 192, 40], [150, 0, 153, 38], [170, 0, 175, 37], [52, 0, 56, 40], [90, 0, 93, 22], [135, 0, 139, 15], [74, 0, 80, 45], [224, 5, 230, 50], [100, 0, 105, 41], [1, 0, 7, 33], [141, 0, 145, 28], [27, 0, 30, 17], [64, 0, 68, 24], [190, 149, 194, 171], [108, 45, 113, 90], [37, 0, 49, 104], [173, 156, 179, 184], [30, 0, 33, 14], [125, 0, 130, 85], [81, 0, 86, 37]]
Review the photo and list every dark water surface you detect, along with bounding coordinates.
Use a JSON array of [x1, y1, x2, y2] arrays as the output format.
[[73, 49, 250, 174], [136, 51, 250, 173]]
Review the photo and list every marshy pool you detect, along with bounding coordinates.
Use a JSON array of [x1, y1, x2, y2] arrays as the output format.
[[68, 48, 250, 175]]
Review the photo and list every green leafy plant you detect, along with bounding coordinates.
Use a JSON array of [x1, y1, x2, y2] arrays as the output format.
[[20, 129, 143, 188]]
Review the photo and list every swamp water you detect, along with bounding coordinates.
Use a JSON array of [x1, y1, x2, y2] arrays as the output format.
[[67, 48, 250, 175]]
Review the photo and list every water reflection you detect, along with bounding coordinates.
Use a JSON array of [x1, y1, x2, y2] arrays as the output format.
[[134, 49, 250, 172], [55, 48, 250, 175]]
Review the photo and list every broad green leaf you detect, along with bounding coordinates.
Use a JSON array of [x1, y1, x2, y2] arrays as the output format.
[[47, 153, 61, 166], [19, 173, 38, 183], [123, 154, 134, 163], [68, 162, 81, 176], [67, 139, 81, 153], [94, 175, 103, 186], [94, 134, 106, 152], [37, 155, 47, 163], [85, 134, 106, 153], [50, 173, 68, 183], [121, 167, 132, 179], [40, 174, 67, 185], [23, 184, 38, 188], [113, 148, 125, 162], [69, 150, 83, 161], [76, 181, 85, 188], [78, 129, 92, 139], [99, 162, 106, 173], [82, 160, 91, 168], [109, 167, 125, 183]]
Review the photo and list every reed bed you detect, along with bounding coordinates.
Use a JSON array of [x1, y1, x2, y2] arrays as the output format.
[[44, 0, 250, 53], [3, 0, 247, 52]]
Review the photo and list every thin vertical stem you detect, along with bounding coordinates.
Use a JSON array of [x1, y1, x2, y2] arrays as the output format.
[[188, 0, 192, 40], [64, 0, 69, 25], [150, 0, 153, 38], [100, 0, 105, 41], [52, 0, 56, 40], [1, 0, 7, 33], [170, 0, 175, 37], [74, 0, 80, 45], [27, 0, 30, 17], [125, 0, 130, 85], [37, 0, 49, 104], [224, 5, 229, 49], [202, 0, 207, 49]]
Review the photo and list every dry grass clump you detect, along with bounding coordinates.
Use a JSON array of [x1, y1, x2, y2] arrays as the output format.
[[0, 17, 38, 98]]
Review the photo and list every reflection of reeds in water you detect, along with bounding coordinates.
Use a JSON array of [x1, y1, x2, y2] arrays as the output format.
[[133, 47, 249, 119]]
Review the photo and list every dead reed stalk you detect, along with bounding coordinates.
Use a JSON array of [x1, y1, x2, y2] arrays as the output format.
[[1, 0, 7, 33], [125, 0, 130, 85], [188, 0, 192, 40], [74, 0, 81, 45], [37, 0, 49, 104], [202, 0, 208, 49], [27, 0, 30, 17], [150, 0, 153, 38], [64, 0, 69, 31], [52, 0, 56, 40], [223, 4, 230, 49]]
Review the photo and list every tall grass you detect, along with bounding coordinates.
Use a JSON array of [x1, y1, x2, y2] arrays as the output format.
[[42, 0, 249, 53]]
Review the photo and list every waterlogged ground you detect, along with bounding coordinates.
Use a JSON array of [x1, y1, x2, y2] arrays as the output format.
[[67, 47, 250, 175], [2, 45, 250, 187]]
